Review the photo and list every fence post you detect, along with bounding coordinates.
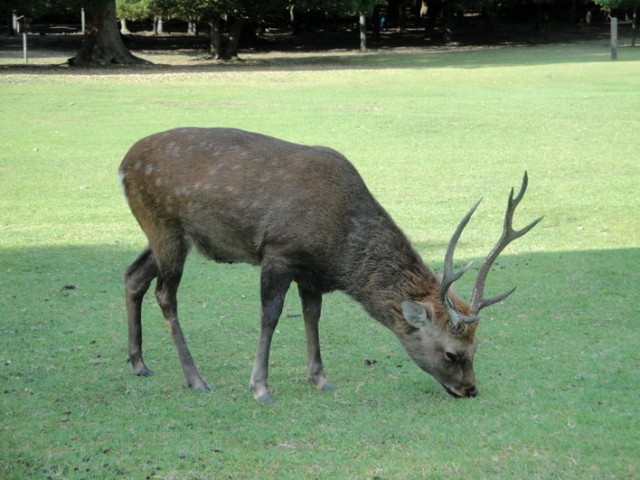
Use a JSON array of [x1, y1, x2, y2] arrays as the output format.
[[611, 17, 618, 60], [359, 14, 367, 52], [22, 32, 28, 63]]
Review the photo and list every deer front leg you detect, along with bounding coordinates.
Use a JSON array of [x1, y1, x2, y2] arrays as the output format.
[[124, 247, 157, 377], [297, 284, 335, 392], [250, 260, 292, 403]]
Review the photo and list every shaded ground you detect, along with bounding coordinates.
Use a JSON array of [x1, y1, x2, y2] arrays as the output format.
[[0, 19, 628, 70]]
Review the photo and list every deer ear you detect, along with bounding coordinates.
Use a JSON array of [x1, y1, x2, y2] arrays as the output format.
[[401, 300, 433, 328]]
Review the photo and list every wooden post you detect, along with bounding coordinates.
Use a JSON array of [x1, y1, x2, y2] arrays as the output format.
[[81, 8, 85, 34], [22, 32, 28, 63], [632, 7, 637, 47], [611, 17, 618, 60], [359, 14, 367, 52]]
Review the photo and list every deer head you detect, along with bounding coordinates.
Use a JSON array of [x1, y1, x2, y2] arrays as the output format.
[[399, 172, 542, 398]]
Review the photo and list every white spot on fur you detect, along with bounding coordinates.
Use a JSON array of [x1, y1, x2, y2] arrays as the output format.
[[174, 186, 189, 196], [145, 164, 154, 175], [167, 142, 181, 158]]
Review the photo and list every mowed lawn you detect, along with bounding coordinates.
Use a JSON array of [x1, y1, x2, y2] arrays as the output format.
[[1, 42, 639, 479]]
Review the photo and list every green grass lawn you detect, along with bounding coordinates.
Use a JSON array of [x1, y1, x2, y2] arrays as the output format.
[[1, 42, 639, 479]]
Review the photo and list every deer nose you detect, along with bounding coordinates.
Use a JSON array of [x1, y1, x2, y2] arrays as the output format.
[[466, 386, 478, 398]]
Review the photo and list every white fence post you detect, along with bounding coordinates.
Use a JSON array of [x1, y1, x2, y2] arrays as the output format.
[[22, 33, 28, 63], [611, 17, 618, 60]]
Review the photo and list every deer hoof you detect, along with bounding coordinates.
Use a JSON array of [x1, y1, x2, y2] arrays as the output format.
[[310, 376, 336, 392], [186, 379, 212, 393], [256, 393, 275, 404], [135, 367, 153, 377], [195, 384, 212, 394], [250, 383, 273, 403]]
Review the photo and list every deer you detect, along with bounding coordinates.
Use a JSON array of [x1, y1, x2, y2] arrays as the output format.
[[118, 127, 542, 403]]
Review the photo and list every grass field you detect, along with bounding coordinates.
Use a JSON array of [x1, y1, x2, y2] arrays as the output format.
[[1, 41, 639, 479]]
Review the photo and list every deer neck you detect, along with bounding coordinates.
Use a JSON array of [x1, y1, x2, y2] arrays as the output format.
[[342, 218, 437, 332]]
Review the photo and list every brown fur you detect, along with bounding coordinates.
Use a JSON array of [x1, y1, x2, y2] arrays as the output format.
[[119, 128, 481, 401]]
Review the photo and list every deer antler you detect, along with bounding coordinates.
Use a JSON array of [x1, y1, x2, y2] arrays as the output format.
[[469, 171, 543, 314], [439, 172, 542, 326], [439, 199, 482, 326]]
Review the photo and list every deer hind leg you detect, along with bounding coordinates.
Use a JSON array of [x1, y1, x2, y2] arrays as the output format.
[[250, 258, 292, 403], [152, 234, 211, 393], [125, 247, 157, 377], [297, 283, 335, 392]]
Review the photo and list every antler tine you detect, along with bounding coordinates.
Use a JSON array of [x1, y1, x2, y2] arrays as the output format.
[[469, 171, 543, 314], [439, 198, 482, 326], [439, 198, 482, 299]]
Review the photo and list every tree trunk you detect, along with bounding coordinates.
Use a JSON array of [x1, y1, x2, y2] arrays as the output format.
[[209, 16, 244, 60], [289, 5, 301, 35], [209, 18, 223, 59], [154, 17, 164, 35], [8, 12, 17, 35], [423, 0, 443, 38], [372, 6, 381, 42], [397, 0, 406, 33], [120, 18, 130, 35], [188, 19, 198, 35], [69, 0, 147, 66], [226, 17, 244, 59]]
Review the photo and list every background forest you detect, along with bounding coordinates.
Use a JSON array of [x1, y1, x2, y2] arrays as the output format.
[[3, 0, 639, 60]]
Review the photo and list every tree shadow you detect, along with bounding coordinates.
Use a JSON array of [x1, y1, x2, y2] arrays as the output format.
[[1, 243, 638, 435], [2, 240, 638, 480], [1, 24, 637, 74], [2, 244, 637, 319]]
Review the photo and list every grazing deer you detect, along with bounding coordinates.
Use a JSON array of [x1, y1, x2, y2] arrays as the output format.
[[119, 128, 541, 402]]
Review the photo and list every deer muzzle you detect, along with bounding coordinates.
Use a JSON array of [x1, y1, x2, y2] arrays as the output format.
[[442, 384, 478, 398]]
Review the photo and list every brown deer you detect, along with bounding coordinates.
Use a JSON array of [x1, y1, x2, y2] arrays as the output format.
[[119, 127, 541, 402]]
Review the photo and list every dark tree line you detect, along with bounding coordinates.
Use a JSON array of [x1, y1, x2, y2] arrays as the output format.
[[2, 0, 637, 66]]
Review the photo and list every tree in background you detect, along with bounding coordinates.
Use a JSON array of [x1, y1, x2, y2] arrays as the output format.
[[116, 0, 150, 33], [3, 0, 635, 65], [1, 0, 52, 34], [199, 0, 266, 60], [146, 0, 274, 59], [69, 0, 148, 64], [351, 0, 387, 50], [1, 0, 145, 64], [292, 0, 385, 50], [148, 0, 199, 35]]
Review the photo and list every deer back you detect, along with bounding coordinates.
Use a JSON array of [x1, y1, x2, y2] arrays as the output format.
[[120, 128, 384, 281]]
